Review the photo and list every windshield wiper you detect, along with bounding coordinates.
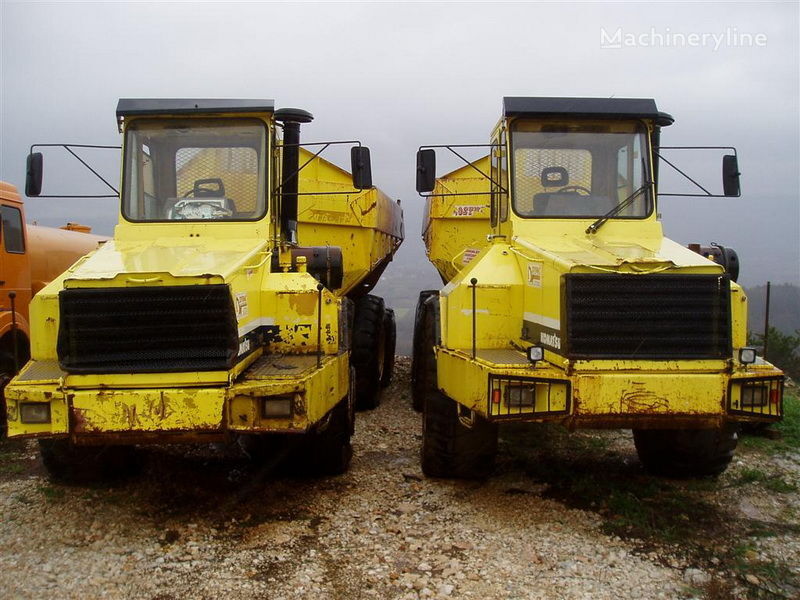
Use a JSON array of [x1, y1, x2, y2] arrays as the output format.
[[585, 180, 653, 235]]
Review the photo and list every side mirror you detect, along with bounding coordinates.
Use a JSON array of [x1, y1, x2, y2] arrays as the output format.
[[416, 149, 436, 193], [722, 154, 740, 197], [26, 152, 43, 197], [351, 146, 372, 190]]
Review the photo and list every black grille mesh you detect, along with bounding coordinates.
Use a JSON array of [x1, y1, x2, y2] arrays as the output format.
[[57, 285, 238, 373], [564, 274, 731, 359]]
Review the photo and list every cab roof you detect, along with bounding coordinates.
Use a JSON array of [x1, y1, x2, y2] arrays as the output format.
[[503, 97, 674, 126], [116, 98, 275, 130]]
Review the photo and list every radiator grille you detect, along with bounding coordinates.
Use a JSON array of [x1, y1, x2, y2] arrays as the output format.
[[57, 285, 238, 373], [564, 274, 731, 359]]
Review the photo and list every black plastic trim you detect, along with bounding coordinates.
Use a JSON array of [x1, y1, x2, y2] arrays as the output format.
[[503, 97, 672, 124], [117, 98, 275, 120]]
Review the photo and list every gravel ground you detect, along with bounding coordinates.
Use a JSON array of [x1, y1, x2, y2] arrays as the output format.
[[1, 358, 798, 599]]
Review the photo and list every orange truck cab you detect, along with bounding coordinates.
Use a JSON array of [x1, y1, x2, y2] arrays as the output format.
[[0, 181, 105, 392]]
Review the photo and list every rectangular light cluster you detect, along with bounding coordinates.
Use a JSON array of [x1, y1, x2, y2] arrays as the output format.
[[487, 374, 570, 419], [728, 377, 783, 419], [19, 402, 51, 424]]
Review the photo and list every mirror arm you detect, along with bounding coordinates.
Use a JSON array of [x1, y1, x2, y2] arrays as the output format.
[[652, 149, 713, 196], [273, 142, 331, 195], [273, 140, 363, 195], [445, 146, 507, 193], [62, 145, 119, 195], [28, 143, 121, 197], [418, 143, 508, 194]]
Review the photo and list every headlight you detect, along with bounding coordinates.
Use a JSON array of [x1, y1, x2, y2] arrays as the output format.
[[505, 385, 536, 408], [739, 347, 757, 364], [741, 384, 768, 408], [527, 346, 544, 363], [19, 402, 51, 424], [261, 396, 293, 418]]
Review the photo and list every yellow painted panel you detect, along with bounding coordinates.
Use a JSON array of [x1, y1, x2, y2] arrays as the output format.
[[441, 243, 524, 350], [70, 388, 225, 433], [573, 373, 726, 416], [228, 353, 348, 431]]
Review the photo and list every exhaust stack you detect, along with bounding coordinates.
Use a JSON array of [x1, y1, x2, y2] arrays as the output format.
[[275, 108, 314, 244]]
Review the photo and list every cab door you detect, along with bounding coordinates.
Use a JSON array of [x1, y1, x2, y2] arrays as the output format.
[[0, 203, 32, 323]]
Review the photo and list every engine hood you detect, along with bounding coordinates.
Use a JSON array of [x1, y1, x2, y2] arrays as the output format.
[[63, 237, 268, 282], [512, 234, 723, 274]]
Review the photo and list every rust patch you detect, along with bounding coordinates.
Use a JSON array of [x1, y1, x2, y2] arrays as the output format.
[[287, 293, 316, 316], [182, 392, 197, 412], [72, 407, 98, 433], [359, 201, 377, 216], [121, 402, 138, 428], [620, 383, 670, 413], [72, 431, 227, 446]]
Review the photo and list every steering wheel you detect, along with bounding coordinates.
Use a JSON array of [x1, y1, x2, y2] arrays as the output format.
[[555, 185, 591, 195]]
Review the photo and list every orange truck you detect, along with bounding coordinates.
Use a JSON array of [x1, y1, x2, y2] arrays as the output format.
[[0, 181, 105, 414]]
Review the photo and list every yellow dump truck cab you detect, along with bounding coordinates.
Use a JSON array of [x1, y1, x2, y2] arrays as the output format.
[[413, 97, 783, 479], [6, 99, 402, 480]]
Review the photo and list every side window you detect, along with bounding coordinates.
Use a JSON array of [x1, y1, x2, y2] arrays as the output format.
[[490, 136, 500, 227], [1, 205, 25, 253], [499, 130, 509, 222], [616, 142, 643, 203]]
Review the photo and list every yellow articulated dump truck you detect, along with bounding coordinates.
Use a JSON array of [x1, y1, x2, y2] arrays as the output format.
[[5, 99, 403, 480], [412, 97, 783, 479]]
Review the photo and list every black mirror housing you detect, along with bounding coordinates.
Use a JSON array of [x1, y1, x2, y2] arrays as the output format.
[[416, 149, 436, 193], [722, 154, 740, 197], [26, 152, 43, 197], [351, 146, 372, 190]]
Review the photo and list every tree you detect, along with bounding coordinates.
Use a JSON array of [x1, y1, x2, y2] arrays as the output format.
[[749, 327, 800, 379]]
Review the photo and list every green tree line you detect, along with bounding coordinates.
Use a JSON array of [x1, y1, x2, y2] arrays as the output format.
[[749, 327, 800, 379]]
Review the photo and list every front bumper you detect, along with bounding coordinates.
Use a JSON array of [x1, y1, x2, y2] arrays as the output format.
[[4, 353, 349, 442], [436, 348, 784, 428]]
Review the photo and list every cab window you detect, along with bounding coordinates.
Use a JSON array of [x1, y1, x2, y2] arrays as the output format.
[[1, 205, 25, 253]]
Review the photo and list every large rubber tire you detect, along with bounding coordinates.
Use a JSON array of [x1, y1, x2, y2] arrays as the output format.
[[411, 290, 439, 413], [240, 433, 296, 469], [422, 391, 498, 480], [39, 438, 139, 483], [303, 388, 355, 476], [1, 351, 18, 437], [417, 296, 498, 479], [380, 308, 396, 388], [352, 294, 386, 410], [633, 425, 739, 478]]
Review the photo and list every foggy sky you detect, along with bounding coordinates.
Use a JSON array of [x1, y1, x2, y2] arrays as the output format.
[[1, 1, 798, 289]]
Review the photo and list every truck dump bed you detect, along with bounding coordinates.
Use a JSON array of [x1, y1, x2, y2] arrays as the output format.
[[298, 149, 403, 296], [421, 157, 490, 283]]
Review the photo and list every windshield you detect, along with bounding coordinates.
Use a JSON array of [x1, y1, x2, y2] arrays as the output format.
[[511, 121, 650, 219], [122, 118, 267, 222]]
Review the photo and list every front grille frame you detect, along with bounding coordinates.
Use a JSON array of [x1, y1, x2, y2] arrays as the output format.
[[563, 273, 732, 360], [57, 284, 239, 374]]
